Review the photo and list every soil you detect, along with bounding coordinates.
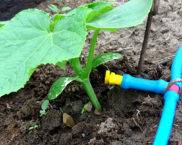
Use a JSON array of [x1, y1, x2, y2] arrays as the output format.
[[0, 0, 182, 145], [0, 0, 45, 21]]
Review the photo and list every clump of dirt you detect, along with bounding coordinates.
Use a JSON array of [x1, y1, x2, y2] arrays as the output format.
[[27, 64, 64, 98], [41, 109, 63, 131]]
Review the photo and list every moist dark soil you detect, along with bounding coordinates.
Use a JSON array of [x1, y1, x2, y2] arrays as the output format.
[[0, 0, 45, 20], [0, 0, 182, 145]]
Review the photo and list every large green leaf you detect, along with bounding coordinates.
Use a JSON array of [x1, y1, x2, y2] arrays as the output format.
[[87, 0, 153, 30], [92, 52, 123, 69], [0, 8, 88, 96]]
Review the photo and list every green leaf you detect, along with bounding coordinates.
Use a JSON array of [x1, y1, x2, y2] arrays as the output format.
[[81, 101, 92, 113], [56, 61, 67, 70], [40, 76, 79, 115], [28, 123, 39, 131], [55, 7, 88, 39], [0, 23, 3, 27], [86, 2, 113, 22], [48, 77, 78, 100], [0, 21, 9, 28], [92, 52, 123, 69], [40, 99, 49, 116], [0, 23, 4, 28], [87, 0, 153, 30], [0, 8, 88, 96]]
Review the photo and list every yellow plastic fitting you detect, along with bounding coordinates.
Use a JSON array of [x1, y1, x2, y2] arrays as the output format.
[[105, 70, 123, 85]]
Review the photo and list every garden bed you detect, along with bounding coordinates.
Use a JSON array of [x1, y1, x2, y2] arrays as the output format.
[[0, 0, 182, 145]]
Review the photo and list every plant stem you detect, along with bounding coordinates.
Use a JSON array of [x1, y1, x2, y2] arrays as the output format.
[[84, 30, 100, 77], [71, 58, 102, 110], [82, 79, 101, 110], [70, 58, 83, 77], [70, 30, 101, 111], [49, 14, 63, 32]]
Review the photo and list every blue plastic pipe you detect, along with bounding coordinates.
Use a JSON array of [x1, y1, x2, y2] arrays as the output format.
[[105, 46, 182, 144], [121, 74, 168, 94], [118, 46, 182, 145], [153, 46, 182, 145], [171, 46, 182, 81], [153, 91, 179, 145]]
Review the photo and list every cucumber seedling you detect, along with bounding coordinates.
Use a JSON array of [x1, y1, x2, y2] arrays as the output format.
[[0, 0, 153, 115]]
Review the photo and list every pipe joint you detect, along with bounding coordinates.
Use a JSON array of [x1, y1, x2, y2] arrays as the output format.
[[165, 79, 182, 97], [105, 70, 123, 86]]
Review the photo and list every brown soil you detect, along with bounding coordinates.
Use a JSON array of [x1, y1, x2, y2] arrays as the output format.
[[0, 0, 182, 145]]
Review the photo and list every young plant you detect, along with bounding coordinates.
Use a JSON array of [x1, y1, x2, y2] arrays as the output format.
[[0, 0, 153, 115]]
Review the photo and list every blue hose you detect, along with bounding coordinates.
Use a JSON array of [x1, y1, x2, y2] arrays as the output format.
[[171, 46, 182, 81], [153, 46, 182, 145], [106, 46, 182, 144], [153, 91, 179, 145], [121, 74, 168, 94]]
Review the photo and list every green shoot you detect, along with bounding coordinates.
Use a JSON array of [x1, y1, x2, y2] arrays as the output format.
[[0, 0, 153, 115]]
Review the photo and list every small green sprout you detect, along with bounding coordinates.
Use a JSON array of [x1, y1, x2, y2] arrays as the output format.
[[48, 4, 60, 13], [28, 123, 39, 131], [0, 0, 153, 115], [61, 6, 71, 12], [48, 4, 71, 13], [81, 102, 92, 113]]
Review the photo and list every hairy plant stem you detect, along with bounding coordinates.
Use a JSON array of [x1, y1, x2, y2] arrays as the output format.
[[70, 59, 101, 110], [70, 58, 83, 77], [70, 30, 101, 110], [82, 79, 101, 110]]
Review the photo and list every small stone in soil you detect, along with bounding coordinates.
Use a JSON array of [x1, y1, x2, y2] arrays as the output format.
[[81, 133, 85, 137], [98, 118, 116, 134], [63, 113, 75, 128]]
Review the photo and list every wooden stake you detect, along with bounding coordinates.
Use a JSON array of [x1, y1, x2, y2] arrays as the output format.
[[138, 0, 160, 73]]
